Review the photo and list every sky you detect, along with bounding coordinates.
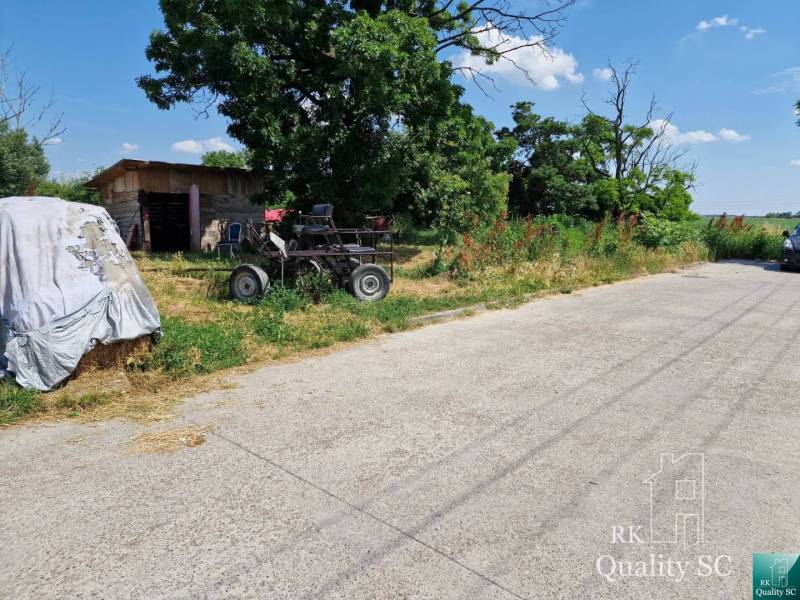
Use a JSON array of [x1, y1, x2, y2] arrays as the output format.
[[1, 0, 798, 215]]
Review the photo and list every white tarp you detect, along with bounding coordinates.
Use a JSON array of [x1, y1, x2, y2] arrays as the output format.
[[0, 196, 161, 391]]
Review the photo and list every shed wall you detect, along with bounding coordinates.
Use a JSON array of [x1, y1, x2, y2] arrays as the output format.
[[97, 165, 265, 252]]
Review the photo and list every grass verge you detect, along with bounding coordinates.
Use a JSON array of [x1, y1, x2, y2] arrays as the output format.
[[3, 220, 708, 426]]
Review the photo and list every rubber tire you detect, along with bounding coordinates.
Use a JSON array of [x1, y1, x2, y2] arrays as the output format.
[[349, 263, 390, 302], [229, 264, 270, 302]]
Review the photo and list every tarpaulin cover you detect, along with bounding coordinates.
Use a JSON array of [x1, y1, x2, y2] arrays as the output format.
[[0, 196, 161, 391]]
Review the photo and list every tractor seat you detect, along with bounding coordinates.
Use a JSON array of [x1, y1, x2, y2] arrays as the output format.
[[341, 244, 376, 253]]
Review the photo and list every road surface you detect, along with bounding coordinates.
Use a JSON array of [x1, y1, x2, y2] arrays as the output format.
[[2, 261, 799, 599]]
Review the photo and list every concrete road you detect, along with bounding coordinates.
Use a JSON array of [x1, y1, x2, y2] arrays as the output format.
[[2, 261, 799, 599]]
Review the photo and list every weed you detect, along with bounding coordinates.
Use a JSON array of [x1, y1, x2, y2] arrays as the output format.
[[702, 214, 782, 260], [144, 316, 248, 377], [262, 285, 308, 314], [0, 381, 41, 424]]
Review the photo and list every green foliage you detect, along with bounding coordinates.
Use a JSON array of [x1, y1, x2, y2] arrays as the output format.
[[36, 171, 101, 204], [499, 102, 602, 218], [636, 213, 700, 249], [701, 215, 783, 260], [500, 102, 697, 222], [0, 381, 41, 424], [141, 4, 452, 220], [201, 149, 251, 169], [144, 316, 248, 377], [261, 285, 308, 314], [294, 271, 336, 304], [0, 122, 49, 197], [139, 2, 513, 224], [407, 103, 513, 249]]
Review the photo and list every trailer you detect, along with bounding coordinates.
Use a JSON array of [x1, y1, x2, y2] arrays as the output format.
[[228, 204, 394, 302]]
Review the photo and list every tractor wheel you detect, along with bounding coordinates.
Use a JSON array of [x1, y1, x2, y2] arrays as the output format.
[[349, 264, 390, 302], [229, 264, 270, 302]]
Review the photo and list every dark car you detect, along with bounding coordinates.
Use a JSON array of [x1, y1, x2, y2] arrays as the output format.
[[781, 225, 800, 270]]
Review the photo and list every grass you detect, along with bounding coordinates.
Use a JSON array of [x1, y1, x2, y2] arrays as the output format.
[[2, 217, 710, 426], [0, 381, 41, 425]]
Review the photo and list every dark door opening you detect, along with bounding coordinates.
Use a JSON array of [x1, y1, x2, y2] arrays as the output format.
[[145, 192, 191, 252]]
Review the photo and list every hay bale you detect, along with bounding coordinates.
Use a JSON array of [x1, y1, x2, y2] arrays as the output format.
[[73, 337, 153, 375]]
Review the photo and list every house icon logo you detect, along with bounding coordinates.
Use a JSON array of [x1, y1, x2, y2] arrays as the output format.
[[771, 558, 789, 587], [644, 453, 705, 549]]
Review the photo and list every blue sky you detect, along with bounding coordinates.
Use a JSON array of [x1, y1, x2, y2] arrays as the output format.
[[1, 1, 798, 214]]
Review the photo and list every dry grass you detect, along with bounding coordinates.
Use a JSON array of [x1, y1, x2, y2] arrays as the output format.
[[125, 424, 213, 454], [392, 274, 457, 298]]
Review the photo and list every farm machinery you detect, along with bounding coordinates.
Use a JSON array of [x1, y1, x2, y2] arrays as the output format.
[[228, 204, 394, 302]]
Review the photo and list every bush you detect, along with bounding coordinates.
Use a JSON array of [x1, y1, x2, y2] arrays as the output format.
[[449, 213, 564, 276], [701, 215, 782, 260], [636, 213, 699, 249]]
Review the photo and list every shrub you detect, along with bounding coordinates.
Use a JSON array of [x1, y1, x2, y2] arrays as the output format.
[[449, 213, 562, 276], [701, 214, 782, 260], [636, 213, 699, 249]]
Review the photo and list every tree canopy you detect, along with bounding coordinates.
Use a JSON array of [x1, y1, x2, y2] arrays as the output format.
[[138, 0, 571, 221], [499, 65, 696, 222], [0, 122, 49, 197], [201, 149, 251, 169]]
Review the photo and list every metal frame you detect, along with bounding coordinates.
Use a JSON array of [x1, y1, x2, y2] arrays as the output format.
[[241, 215, 394, 288]]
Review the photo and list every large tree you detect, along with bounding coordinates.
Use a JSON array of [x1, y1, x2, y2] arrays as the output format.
[[500, 65, 698, 222], [499, 102, 601, 218], [578, 61, 694, 219], [0, 122, 49, 197], [138, 0, 572, 220]]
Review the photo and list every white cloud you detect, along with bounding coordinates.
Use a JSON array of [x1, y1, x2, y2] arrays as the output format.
[[697, 15, 738, 31], [791, 159, 800, 167], [693, 15, 765, 40], [42, 137, 63, 145], [119, 142, 139, 154], [651, 120, 751, 145], [592, 67, 613, 81], [452, 24, 582, 90], [651, 119, 717, 144], [740, 26, 766, 40], [171, 136, 234, 154], [718, 128, 750, 143]]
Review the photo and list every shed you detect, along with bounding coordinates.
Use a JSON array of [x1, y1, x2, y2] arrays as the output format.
[[86, 159, 265, 252]]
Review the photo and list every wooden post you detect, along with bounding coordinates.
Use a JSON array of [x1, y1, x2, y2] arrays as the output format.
[[190, 184, 201, 252], [140, 192, 152, 252]]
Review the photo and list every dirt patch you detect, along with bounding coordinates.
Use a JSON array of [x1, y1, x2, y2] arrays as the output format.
[[126, 424, 213, 454]]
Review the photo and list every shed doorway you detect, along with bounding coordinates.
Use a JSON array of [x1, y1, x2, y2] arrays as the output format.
[[144, 192, 191, 252]]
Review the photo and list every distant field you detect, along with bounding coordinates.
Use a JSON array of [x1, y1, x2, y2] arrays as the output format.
[[701, 215, 800, 233]]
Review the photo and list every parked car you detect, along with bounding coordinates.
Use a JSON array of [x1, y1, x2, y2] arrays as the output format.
[[781, 225, 800, 270]]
